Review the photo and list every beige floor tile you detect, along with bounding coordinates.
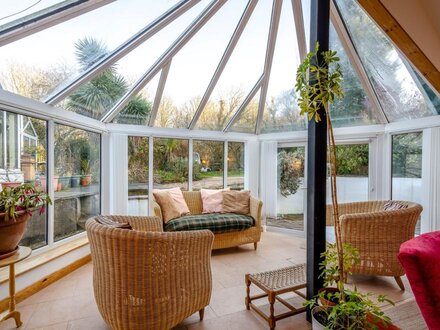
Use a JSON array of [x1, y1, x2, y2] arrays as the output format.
[[67, 315, 109, 330], [27, 322, 68, 330], [0, 303, 38, 330], [4, 231, 424, 330]]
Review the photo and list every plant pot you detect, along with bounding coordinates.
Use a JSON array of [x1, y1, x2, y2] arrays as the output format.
[[39, 176, 59, 192], [1, 182, 22, 190], [0, 213, 31, 258], [80, 175, 92, 186], [311, 306, 329, 330], [318, 287, 340, 307], [70, 175, 81, 188], [366, 313, 400, 330], [59, 176, 71, 190]]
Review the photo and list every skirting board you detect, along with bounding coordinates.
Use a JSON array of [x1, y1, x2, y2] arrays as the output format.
[[0, 254, 91, 313]]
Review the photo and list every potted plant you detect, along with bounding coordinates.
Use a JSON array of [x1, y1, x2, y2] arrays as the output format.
[[0, 184, 51, 259], [297, 43, 397, 329], [80, 159, 92, 186]]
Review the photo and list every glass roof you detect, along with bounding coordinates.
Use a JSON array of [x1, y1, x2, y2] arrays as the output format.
[[0, 0, 439, 134]]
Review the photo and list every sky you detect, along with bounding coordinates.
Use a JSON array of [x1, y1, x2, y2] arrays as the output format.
[[0, 0, 309, 106]]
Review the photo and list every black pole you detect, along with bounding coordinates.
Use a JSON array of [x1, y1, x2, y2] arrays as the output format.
[[306, 0, 330, 322]]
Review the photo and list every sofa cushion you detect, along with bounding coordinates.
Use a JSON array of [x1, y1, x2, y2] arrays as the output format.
[[222, 190, 250, 214], [153, 187, 190, 216], [164, 213, 255, 234], [201, 188, 230, 214], [152, 191, 181, 223]]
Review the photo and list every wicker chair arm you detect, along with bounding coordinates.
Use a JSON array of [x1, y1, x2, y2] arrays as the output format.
[[326, 200, 386, 226], [250, 196, 263, 229], [151, 200, 163, 221]]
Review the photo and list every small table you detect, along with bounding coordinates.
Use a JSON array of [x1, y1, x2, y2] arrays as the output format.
[[245, 263, 307, 330], [0, 246, 32, 328]]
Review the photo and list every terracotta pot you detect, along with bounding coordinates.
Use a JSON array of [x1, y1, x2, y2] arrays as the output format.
[[80, 175, 92, 186], [366, 313, 401, 330], [318, 287, 340, 307], [1, 182, 22, 190], [0, 213, 31, 258]]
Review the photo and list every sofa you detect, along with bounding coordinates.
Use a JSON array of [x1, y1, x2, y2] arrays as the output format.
[[152, 191, 263, 250], [398, 231, 440, 329], [326, 200, 422, 290]]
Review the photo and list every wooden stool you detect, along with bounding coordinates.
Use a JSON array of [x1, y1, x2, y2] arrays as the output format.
[[245, 264, 307, 330]]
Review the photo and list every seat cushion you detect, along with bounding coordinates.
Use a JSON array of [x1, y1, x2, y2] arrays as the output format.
[[164, 213, 255, 234]]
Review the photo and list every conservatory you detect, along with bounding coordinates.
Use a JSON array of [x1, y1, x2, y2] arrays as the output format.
[[0, 0, 438, 329]]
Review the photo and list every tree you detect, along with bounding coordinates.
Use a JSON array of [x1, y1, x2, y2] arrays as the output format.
[[278, 149, 304, 197], [67, 37, 151, 121]]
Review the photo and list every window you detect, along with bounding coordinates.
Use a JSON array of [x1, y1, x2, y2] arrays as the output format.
[[153, 138, 188, 191], [128, 136, 149, 216], [392, 132, 422, 234], [227, 142, 245, 190], [270, 146, 306, 230], [193, 140, 224, 191], [54, 125, 100, 241], [0, 111, 48, 249], [329, 144, 370, 203]]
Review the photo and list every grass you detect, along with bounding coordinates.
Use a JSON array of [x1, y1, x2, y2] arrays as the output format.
[[199, 170, 244, 178]]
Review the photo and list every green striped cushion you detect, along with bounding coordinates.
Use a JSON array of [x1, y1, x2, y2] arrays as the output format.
[[164, 213, 255, 234]]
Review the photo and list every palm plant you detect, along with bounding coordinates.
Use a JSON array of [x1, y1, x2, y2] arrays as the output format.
[[66, 37, 151, 121]]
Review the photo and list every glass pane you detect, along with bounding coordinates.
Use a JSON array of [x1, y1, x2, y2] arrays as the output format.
[[229, 92, 259, 133], [192, 140, 224, 191], [195, 0, 271, 131], [261, 0, 304, 133], [227, 142, 245, 190], [328, 144, 369, 203], [301, 0, 311, 52], [157, 0, 248, 129], [54, 125, 100, 241], [392, 132, 422, 234], [329, 23, 377, 127], [128, 136, 148, 216], [0, 111, 48, 249], [335, 0, 439, 122], [268, 146, 305, 230], [1, 0, 70, 26], [0, 0, 183, 103], [58, 2, 207, 120], [153, 138, 188, 190]]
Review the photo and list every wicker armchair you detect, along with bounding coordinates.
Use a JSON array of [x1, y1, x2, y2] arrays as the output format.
[[86, 215, 214, 330], [326, 201, 422, 290], [151, 191, 263, 250]]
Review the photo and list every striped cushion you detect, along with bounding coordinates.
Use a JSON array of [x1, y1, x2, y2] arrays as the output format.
[[164, 213, 254, 234], [95, 216, 132, 229], [383, 201, 409, 211]]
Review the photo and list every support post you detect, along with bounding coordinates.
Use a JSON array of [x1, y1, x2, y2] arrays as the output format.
[[306, 0, 330, 322]]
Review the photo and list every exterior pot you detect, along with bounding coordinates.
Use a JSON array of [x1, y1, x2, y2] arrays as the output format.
[[311, 306, 328, 330], [1, 182, 22, 190], [0, 213, 31, 258], [80, 175, 92, 186], [70, 175, 81, 188]]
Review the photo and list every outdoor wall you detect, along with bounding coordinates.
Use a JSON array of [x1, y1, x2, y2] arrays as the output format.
[[277, 177, 422, 215]]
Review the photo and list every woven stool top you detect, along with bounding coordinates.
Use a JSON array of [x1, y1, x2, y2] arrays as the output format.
[[248, 263, 307, 292]]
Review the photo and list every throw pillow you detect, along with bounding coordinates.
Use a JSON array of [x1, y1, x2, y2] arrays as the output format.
[[152, 191, 182, 223], [201, 188, 230, 214], [383, 200, 409, 211], [153, 187, 190, 215], [222, 190, 250, 215], [95, 216, 132, 229]]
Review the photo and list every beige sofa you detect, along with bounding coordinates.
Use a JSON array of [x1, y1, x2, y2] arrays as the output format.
[[152, 191, 263, 250]]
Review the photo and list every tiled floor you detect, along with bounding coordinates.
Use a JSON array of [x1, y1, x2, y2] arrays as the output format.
[[0, 231, 426, 330]]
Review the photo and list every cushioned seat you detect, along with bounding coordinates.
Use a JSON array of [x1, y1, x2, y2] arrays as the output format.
[[164, 213, 255, 234]]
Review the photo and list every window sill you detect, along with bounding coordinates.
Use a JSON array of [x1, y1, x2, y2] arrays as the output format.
[[0, 235, 89, 284]]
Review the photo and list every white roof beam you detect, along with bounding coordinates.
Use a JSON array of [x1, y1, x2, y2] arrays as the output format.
[[188, 0, 259, 130], [224, 74, 264, 132], [45, 0, 200, 105], [148, 61, 172, 127], [101, 0, 227, 123], [291, 0, 307, 61], [0, 0, 113, 47], [330, 1, 388, 124], [255, 0, 283, 134]]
